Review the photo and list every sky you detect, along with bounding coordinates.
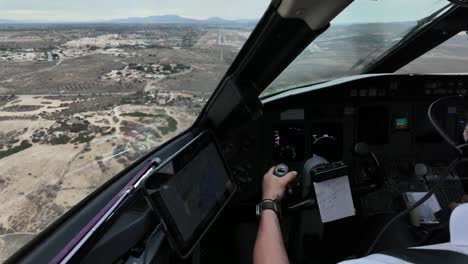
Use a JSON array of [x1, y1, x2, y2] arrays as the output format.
[[0, 0, 450, 23]]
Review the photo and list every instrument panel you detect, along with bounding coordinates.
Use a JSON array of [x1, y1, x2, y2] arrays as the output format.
[[263, 74, 468, 167], [220, 74, 468, 206], [257, 74, 468, 214], [272, 123, 342, 163]]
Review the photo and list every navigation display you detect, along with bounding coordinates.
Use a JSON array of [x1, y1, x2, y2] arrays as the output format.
[[358, 107, 389, 145], [311, 123, 342, 162], [273, 125, 305, 162], [143, 131, 236, 257]]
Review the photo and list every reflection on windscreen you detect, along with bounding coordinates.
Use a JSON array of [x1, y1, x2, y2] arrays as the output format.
[[398, 31, 468, 74], [265, 23, 414, 94], [0, 0, 268, 260], [262, 0, 449, 96]]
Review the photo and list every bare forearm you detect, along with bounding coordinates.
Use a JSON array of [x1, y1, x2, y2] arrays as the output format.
[[253, 210, 289, 264]]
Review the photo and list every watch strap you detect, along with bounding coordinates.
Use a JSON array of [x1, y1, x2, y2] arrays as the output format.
[[256, 199, 281, 218]]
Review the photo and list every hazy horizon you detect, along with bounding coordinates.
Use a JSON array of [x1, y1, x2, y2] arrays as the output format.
[[0, 14, 423, 25], [0, 14, 255, 23], [0, 0, 448, 23]]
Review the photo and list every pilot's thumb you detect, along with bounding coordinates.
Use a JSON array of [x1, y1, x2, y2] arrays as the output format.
[[283, 171, 298, 184]]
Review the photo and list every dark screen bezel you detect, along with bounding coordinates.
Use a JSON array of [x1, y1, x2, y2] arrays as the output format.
[[142, 130, 236, 258]]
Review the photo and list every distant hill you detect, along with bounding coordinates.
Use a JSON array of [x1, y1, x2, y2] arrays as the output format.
[[0, 15, 258, 25], [105, 15, 257, 25], [109, 15, 197, 24]]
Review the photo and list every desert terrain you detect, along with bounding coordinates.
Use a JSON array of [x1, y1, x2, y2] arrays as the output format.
[[0, 23, 250, 261]]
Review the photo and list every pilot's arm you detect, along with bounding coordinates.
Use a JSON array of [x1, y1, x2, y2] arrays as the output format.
[[253, 167, 297, 264]]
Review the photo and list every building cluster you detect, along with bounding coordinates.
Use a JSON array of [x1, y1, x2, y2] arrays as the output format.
[[63, 34, 147, 49], [102, 63, 191, 82], [0, 49, 44, 62]]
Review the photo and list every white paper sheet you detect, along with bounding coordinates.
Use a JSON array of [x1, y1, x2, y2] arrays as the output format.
[[313, 176, 355, 223], [404, 192, 441, 224]]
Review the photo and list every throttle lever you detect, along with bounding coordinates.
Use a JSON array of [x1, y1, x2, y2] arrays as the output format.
[[274, 164, 295, 195], [274, 164, 289, 177]]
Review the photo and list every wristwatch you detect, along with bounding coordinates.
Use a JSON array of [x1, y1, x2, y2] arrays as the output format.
[[256, 199, 281, 218]]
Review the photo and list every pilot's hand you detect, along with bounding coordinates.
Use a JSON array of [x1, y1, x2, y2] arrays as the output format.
[[262, 166, 297, 201]]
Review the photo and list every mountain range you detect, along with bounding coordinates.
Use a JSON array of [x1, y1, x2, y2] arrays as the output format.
[[106, 15, 257, 25], [0, 15, 258, 25]]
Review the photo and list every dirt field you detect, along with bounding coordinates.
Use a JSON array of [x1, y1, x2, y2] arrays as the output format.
[[0, 24, 246, 261], [0, 92, 201, 261]]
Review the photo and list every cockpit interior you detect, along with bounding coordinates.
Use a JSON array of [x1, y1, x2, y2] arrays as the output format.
[[7, 0, 468, 264]]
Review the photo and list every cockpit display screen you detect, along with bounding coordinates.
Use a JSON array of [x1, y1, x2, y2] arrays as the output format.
[[143, 131, 236, 257], [273, 125, 305, 162], [311, 123, 342, 161], [394, 116, 409, 130]]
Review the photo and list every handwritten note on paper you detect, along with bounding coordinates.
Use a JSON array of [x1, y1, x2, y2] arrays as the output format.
[[404, 192, 441, 224], [313, 176, 355, 223]]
